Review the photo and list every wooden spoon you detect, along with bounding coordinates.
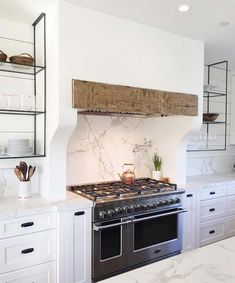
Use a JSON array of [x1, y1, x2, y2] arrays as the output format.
[[14, 168, 24, 181], [28, 166, 36, 181], [19, 161, 27, 181]]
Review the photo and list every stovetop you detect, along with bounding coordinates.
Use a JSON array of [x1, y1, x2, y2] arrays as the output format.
[[70, 178, 177, 202]]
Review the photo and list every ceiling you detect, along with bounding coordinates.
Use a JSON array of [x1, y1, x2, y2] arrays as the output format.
[[66, 0, 235, 71], [0, 0, 234, 70], [0, 0, 56, 24]]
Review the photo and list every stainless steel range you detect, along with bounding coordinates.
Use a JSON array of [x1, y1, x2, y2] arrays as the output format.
[[70, 178, 186, 282]]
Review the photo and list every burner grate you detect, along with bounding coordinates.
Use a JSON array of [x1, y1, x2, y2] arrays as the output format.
[[71, 178, 177, 201]]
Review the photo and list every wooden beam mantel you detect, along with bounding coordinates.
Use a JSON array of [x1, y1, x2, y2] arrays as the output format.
[[72, 79, 198, 117]]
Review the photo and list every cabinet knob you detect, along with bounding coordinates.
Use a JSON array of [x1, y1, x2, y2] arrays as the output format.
[[154, 249, 161, 254], [186, 194, 193, 198], [74, 211, 85, 216], [209, 230, 215, 234], [209, 208, 215, 212], [210, 192, 216, 195]]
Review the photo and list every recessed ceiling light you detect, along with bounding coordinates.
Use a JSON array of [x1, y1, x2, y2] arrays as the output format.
[[219, 21, 230, 27], [178, 4, 190, 12]]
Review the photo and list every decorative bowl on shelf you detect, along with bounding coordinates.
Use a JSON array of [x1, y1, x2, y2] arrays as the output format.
[[203, 113, 219, 122], [9, 53, 34, 68], [0, 50, 7, 63]]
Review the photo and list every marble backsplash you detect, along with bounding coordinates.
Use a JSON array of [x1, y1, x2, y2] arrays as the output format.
[[67, 114, 191, 185]]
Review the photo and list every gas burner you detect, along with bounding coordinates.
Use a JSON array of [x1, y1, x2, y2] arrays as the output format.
[[70, 178, 177, 201]]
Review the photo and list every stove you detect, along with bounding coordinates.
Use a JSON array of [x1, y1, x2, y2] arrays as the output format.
[[69, 178, 186, 282]]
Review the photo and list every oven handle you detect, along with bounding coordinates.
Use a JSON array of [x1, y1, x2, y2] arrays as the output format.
[[132, 208, 187, 223], [93, 220, 132, 231]]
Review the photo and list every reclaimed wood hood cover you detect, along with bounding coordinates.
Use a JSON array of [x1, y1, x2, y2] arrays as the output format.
[[72, 79, 198, 117]]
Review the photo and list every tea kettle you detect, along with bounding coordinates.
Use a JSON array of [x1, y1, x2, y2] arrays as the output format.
[[119, 163, 135, 185]]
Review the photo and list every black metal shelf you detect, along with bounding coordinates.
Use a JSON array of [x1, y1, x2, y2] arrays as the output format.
[[0, 154, 45, 159], [0, 13, 46, 159], [203, 121, 226, 125], [187, 61, 228, 152], [0, 61, 45, 75], [0, 109, 45, 115], [203, 91, 226, 98]]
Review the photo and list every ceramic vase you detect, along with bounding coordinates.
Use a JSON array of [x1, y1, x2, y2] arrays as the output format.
[[152, 170, 161, 180], [18, 181, 31, 199]]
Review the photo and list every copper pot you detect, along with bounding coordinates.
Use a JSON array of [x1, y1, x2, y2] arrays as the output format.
[[119, 163, 135, 185]]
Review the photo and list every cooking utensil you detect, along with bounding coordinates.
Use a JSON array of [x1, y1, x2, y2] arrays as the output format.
[[118, 163, 135, 185], [19, 161, 28, 181], [14, 168, 24, 181], [203, 113, 219, 122]]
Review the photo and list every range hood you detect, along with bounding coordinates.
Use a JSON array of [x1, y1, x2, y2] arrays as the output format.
[[72, 79, 198, 117]]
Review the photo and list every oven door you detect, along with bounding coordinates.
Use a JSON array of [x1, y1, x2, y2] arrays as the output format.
[[128, 208, 186, 266], [93, 219, 130, 281]]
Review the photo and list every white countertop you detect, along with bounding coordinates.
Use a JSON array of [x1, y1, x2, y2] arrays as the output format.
[[0, 190, 93, 220], [101, 236, 235, 283], [179, 172, 235, 190]]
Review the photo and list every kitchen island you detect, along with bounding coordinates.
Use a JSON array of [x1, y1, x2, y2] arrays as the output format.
[[101, 236, 235, 283]]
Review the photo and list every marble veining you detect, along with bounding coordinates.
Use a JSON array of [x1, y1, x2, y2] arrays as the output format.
[[67, 115, 157, 185], [0, 191, 92, 220], [101, 237, 235, 283]]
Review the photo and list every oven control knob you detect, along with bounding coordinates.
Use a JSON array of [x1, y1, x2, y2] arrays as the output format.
[[99, 210, 107, 219], [160, 200, 168, 206], [137, 204, 144, 211], [175, 198, 181, 204], [107, 209, 116, 217], [151, 202, 157, 208], [123, 205, 130, 213], [115, 207, 123, 215], [169, 199, 175, 204], [144, 203, 151, 210], [130, 205, 137, 212]]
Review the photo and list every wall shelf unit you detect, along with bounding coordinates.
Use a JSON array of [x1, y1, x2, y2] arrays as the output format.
[[188, 61, 228, 152], [0, 13, 46, 159]]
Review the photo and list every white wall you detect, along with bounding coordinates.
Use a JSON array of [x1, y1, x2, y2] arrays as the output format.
[[58, 1, 204, 188]]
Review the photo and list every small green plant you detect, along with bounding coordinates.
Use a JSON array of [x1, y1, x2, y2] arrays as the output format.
[[153, 153, 162, 171]]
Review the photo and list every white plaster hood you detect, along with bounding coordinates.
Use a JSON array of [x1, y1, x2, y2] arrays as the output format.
[[42, 0, 204, 201]]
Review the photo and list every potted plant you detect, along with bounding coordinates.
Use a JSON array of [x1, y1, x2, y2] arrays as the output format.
[[152, 153, 162, 180]]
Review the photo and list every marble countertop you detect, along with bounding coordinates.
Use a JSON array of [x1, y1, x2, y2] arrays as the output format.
[[101, 236, 235, 283], [179, 172, 235, 190], [0, 190, 93, 220]]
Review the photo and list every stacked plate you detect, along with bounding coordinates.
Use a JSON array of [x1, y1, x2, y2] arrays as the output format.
[[7, 139, 33, 156]]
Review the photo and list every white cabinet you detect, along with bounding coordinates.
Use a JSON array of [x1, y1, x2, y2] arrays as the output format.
[[200, 198, 227, 223], [0, 212, 56, 240], [58, 207, 92, 283], [182, 191, 198, 252], [0, 212, 56, 281], [0, 262, 56, 283], [0, 230, 56, 274]]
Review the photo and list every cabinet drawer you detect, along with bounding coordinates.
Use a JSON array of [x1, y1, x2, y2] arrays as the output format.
[[0, 262, 56, 283], [200, 219, 225, 247], [200, 198, 226, 223], [227, 195, 235, 216], [0, 213, 56, 239], [200, 186, 226, 201], [226, 215, 235, 237], [0, 230, 56, 274], [227, 184, 235, 196]]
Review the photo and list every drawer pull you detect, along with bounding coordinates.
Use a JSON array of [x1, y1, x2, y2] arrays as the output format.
[[21, 222, 34, 228], [74, 211, 85, 216], [209, 230, 215, 234], [209, 208, 215, 212], [154, 249, 161, 254], [186, 194, 193, 198], [210, 192, 216, 195], [21, 248, 34, 254]]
